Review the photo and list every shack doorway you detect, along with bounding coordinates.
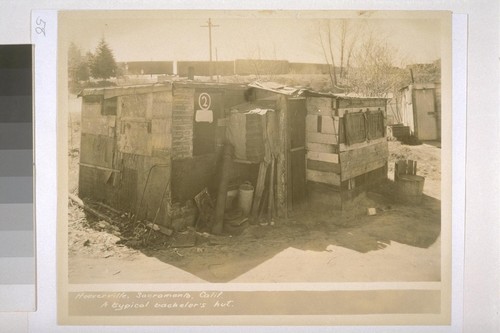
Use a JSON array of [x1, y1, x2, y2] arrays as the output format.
[[414, 88, 438, 140], [288, 97, 307, 210], [193, 91, 223, 156]]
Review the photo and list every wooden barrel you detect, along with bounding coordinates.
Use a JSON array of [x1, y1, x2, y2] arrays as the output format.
[[397, 174, 425, 204]]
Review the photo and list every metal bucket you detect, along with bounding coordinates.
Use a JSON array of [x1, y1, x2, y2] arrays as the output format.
[[226, 189, 238, 210], [238, 182, 254, 216], [397, 174, 425, 204]]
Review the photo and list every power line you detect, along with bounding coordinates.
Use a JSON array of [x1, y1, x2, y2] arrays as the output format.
[[201, 18, 219, 80]]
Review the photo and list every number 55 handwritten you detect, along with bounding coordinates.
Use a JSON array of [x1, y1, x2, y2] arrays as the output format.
[[35, 17, 46, 36]]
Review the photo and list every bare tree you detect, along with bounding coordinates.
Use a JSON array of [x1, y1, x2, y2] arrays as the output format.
[[317, 19, 364, 90], [348, 33, 409, 97], [318, 21, 337, 88], [339, 19, 363, 81]]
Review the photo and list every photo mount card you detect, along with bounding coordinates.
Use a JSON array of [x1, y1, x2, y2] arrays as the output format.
[[53, 10, 454, 326]]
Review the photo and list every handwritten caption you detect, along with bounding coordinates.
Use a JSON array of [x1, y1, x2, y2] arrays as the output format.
[[73, 291, 234, 313], [35, 17, 46, 36]]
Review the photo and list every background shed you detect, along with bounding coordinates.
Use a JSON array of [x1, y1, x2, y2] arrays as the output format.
[[400, 82, 441, 141]]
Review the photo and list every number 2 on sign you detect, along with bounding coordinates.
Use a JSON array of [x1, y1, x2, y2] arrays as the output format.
[[198, 93, 211, 110]]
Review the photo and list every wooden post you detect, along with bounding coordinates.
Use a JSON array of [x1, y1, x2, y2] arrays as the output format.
[[251, 161, 269, 218], [276, 95, 288, 218], [267, 157, 275, 219], [211, 144, 233, 235]]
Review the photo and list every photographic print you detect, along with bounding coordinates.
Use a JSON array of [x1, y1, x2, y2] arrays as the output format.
[[57, 10, 452, 325]]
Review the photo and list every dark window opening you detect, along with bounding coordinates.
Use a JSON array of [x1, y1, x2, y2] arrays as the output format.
[[102, 97, 117, 115]]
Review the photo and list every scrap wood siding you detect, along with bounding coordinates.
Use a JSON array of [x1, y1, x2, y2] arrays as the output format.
[[304, 93, 389, 212], [78, 82, 248, 231], [78, 84, 174, 227], [77, 81, 390, 232]]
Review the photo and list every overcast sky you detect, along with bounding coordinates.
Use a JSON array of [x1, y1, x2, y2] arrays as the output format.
[[61, 10, 447, 66]]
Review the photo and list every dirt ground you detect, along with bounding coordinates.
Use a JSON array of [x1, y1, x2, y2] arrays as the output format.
[[66, 95, 442, 284]]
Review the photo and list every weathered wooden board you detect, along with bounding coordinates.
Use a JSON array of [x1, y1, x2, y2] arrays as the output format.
[[306, 115, 318, 132], [81, 117, 110, 136], [341, 158, 387, 181], [337, 98, 386, 109], [276, 95, 288, 218], [306, 97, 334, 115], [339, 141, 389, 180], [81, 101, 102, 118], [307, 132, 338, 144], [321, 116, 339, 134], [306, 115, 339, 134], [152, 91, 172, 118], [307, 159, 341, 174], [306, 169, 341, 186], [307, 151, 339, 164], [306, 142, 338, 154], [121, 93, 150, 119], [339, 137, 387, 152], [118, 120, 152, 156], [338, 107, 386, 117], [80, 133, 115, 168], [152, 118, 171, 150]]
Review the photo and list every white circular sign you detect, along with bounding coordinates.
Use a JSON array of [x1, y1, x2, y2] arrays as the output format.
[[198, 93, 211, 110]]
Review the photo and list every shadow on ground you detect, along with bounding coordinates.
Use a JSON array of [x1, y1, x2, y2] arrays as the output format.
[[130, 184, 441, 283]]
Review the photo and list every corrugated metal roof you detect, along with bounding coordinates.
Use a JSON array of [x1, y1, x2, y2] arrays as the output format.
[[248, 81, 306, 97], [79, 80, 390, 101], [250, 81, 389, 100], [230, 100, 276, 114]]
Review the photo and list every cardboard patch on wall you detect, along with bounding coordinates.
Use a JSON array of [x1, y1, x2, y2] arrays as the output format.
[[195, 109, 213, 123]]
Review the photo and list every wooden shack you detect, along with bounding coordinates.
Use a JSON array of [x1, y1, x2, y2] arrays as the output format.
[[78, 82, 249, 230], [239, 83, 389, 218], [400, 82, 441, 141], [77, 81, 390, 231], [303, 92, 389, 215]]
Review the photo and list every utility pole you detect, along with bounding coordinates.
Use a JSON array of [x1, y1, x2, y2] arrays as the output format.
[[201, 18, 219, 80]]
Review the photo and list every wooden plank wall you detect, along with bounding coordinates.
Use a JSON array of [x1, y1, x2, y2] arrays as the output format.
[[339, 141, 388, 181], [305, 96, 389, 210], [305, 99, 341, 187], [79, 90, 174, 227]]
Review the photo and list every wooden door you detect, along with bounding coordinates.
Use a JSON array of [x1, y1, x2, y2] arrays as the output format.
[[193, 91, 222, 156], [287, 98, 307, 209], [414, 89, 438, 140]]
